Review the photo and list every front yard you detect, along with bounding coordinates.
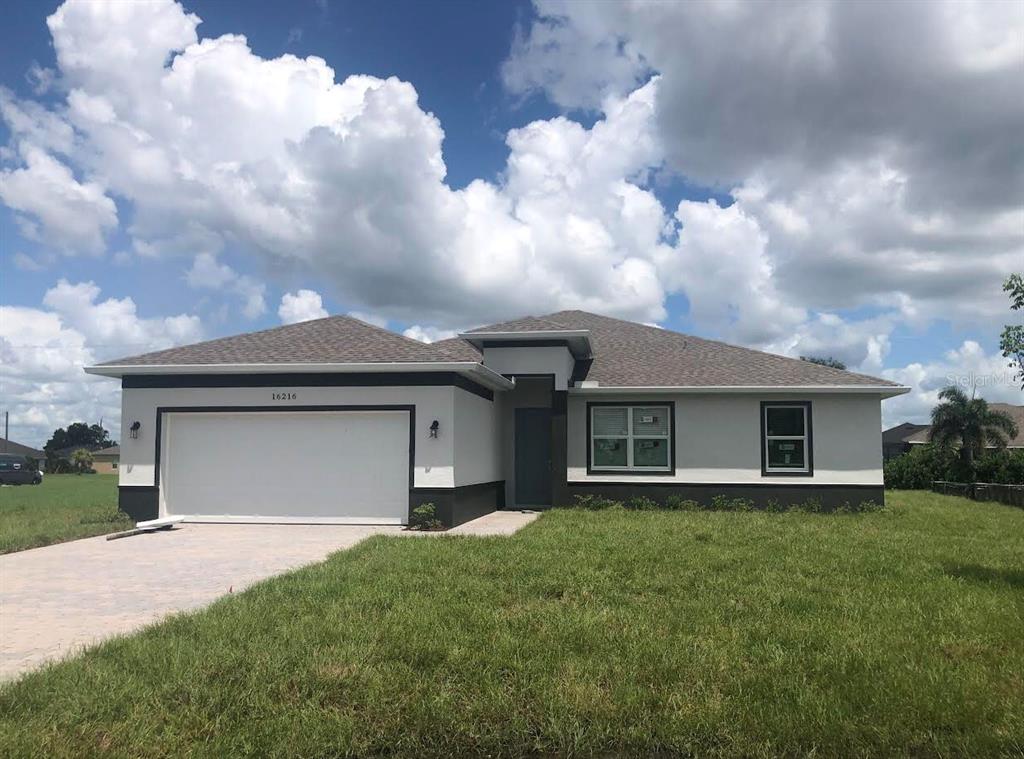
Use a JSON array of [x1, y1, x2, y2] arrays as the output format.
[[1, 491, 1021, 756], [0, 474, 128, 554]]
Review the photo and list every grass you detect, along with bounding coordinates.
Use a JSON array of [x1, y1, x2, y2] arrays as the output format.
[[0, 473, 129, 554], [1, 491, 1022, 757]]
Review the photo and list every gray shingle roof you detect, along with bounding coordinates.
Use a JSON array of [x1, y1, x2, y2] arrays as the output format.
[[468, 310, 902, 388], [98, 316, 468, 367], [98, 308, 902, 388], [903, 404, 1024, 447], [882, 422, 929, 444], [430, 336, 482, 361], [0, 439, 45, 458]]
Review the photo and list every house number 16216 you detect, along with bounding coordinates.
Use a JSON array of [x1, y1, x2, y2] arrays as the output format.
[[272, 392, 296, 401]]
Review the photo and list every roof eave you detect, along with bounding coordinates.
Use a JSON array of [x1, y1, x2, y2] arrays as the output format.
[[84, 361, 515, 391], [569, 385, 911, 398]]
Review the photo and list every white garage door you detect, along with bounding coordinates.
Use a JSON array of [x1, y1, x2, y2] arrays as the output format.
[[160, 410, 410, 524]]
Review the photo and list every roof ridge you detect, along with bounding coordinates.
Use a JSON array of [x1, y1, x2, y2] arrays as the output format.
[[540, 309, 899, 386], [339, 314, 454, 357]]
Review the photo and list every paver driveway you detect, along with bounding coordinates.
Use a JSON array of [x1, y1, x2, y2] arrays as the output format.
[[0, 524, 401, 680]]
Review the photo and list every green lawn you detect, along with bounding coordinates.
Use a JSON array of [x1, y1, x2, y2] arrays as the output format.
[[1, 491, 1021, 757], [0, 473, 128, 554]]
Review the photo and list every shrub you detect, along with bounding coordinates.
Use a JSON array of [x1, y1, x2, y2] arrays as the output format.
[[857, 500, 885, 513], [568, 493, 885, 514], [572, 494, 623, 510], [710, 495, 755, 512], [625, 495, 659, 511], [409, 503, 443, 531], [885, 444, 1024, 488], [665, 496, 701, 511], [792, 497, 824, 513], [974, 449, 1024, 484]]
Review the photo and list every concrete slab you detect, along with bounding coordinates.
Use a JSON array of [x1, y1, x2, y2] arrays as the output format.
[[0, 524, 400, 681], [447, 509, 540, 536]]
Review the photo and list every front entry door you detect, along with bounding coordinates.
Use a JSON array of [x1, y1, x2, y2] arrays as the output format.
[[515, 407, 552, 507]]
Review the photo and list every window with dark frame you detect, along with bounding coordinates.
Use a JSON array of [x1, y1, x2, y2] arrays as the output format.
[[763, 403, 811, 474], [591, 405, 671, 471]]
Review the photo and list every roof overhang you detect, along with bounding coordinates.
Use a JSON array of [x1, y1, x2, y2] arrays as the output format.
[[458, 329, 592, 359], [569, 385, 911, 399], [84, 361, 516, 392]]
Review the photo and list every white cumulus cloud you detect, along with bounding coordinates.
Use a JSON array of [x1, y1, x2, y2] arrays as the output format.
[[185, 253, 266, 319], [0, 280, 202, 447], [279, 289, 329, 324]]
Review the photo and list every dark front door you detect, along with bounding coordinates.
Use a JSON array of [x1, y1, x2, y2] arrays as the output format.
[[515, 407, 552, 507]]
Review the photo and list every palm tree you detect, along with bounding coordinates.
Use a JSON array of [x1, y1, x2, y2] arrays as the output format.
[[70, 448, 94, 474], [928, 387, 1019, 467]]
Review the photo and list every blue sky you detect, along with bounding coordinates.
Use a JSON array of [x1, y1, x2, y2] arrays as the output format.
[[1, 0, 1020, 445]]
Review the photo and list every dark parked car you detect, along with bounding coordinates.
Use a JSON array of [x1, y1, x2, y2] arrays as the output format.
[[0, 454, 43, 485]]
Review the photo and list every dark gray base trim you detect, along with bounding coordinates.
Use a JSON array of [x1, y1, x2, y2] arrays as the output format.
[[123, 372, 493, 401], [119, 486, 159, 522], [410, 481, 505, 528], [563, 482, 884, 510]]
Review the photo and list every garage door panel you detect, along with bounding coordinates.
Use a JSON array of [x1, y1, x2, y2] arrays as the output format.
[[161, 411, 409, 523]]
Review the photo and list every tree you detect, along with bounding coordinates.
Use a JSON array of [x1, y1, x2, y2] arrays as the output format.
[[800, 356, 847, 370], [70, 448, 94, 474], [1000, 273, 1024, 389], [928, 386, 1019, 470], [44, 422, 114, 454]]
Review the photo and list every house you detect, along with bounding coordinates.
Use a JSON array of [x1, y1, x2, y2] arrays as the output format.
[[901, 404, 1024, 450], [90, 445, 121, 474], [0, 438, 45, 464], [84, 310, 909, 526], [882, 422, 929, 461]]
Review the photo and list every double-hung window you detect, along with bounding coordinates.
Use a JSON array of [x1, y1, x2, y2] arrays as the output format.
[[590, 404, 672, 472], [762, 402, 812, 474]]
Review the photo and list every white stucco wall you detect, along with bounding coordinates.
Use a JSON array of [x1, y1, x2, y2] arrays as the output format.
[[119, 384, 458, 488], [481, 346, 576, 390], [452, 386, 502, 487], [567, 393, 884, 485]]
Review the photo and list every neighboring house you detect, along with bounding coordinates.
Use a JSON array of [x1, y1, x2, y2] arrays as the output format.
[[882, 423, 929, 461], [901, 404, 1024, 450], [47, 444, 106, 473], [85, 310, 909, 527], [0, 438, 45, 465], [0, 434, 45, 458], [91, 445, 121, 474]]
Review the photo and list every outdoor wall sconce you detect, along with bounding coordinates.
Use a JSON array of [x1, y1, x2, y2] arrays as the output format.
[[129, 421, 141, 439], [429, 420, 439, 438]]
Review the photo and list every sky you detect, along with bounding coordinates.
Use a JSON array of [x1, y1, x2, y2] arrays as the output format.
[[1, 0, 1021, 448]]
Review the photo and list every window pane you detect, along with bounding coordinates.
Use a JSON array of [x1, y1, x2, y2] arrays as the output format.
[[593, 407, 628, 436], [633, 438, 669, 467], [766, 406, 805, 437], [767, 439, 805, 469], [594, 438, 628, 467], [632, 407, 669, 436]]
